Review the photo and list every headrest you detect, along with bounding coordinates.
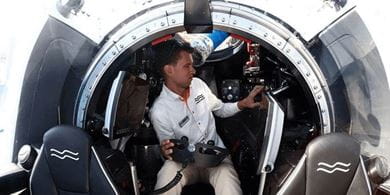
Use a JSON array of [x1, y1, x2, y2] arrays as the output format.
[[42, 125, 91, 192], [305, 133, 361, 195]]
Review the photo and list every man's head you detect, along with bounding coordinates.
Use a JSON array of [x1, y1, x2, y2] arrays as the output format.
[[152, 39, 196, 90]]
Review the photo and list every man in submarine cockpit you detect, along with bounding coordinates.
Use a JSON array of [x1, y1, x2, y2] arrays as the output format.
[[149, 38, 268, 195]]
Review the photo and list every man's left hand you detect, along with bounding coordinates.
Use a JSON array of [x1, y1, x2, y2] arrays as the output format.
[[238, 85, 268, 110]]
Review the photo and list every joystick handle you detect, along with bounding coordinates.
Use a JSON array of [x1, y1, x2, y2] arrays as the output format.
[[181, 136, 189, 142], [207, 140, 215, 146]]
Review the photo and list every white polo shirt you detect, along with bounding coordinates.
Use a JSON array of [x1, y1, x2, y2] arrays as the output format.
[[150, 78, 241, 148]]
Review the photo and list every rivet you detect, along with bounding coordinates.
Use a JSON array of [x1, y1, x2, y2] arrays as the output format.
[[264, 33, 268, 37], [103, 61, 107, 65], [233, 20, 237, 25], [286, 48, 290, 53], [146, 27, 150, 32], [277, 42, 282, 46], [314, 86, 318, 90], [297, 60, 301, 64], [306, 72, 311, 76], [132, 35, 136, 40], [112, 51, 117, 55], [161, 22, 165, 26], [171, 19, 176, 23], [317, 95, 322, 99], [249, 26, 253, 30], [222, 18, 226, 22], [321, 109, 326, 113], [119, 44, 124, 48]]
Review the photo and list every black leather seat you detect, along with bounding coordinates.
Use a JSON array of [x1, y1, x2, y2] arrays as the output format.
[[277, 133, 372, 195], [30, 125, 119, 195]]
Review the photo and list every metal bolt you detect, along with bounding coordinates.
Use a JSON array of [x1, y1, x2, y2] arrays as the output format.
[[146, 27, 150, 32], [249, 26, 253, 30], [297, 60, 301, 64], [171, 19, 176, 23], [321, 109, 326, 113], [112, 51, 117, 55], [132, 35, 136, 40], [286, 48, 290, 53], [221, 18, 226, 22], [119, 44, 124, 48], [314, 86, 318, 90], [277, 42, 282, 46], [317, 95, 322, 99], [233, 20, 237, 25], [103, 61, 107, 65], [264, 33, 268, 37], [306, 72, 311, 76], [161, 22, 165, 26], [264, 165, 272, 172]]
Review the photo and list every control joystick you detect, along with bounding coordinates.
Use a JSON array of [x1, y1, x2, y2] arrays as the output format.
[[169, 136, 229, 168], [169, 136, 194, 164]]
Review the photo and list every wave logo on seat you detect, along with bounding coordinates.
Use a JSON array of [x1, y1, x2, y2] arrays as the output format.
[[316, 162, 351, 174], [50, 148, 79, 161]]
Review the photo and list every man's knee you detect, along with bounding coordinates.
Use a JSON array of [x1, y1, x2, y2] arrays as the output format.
[[156, 161, 185, 188], [209, 163, 242, 195], [213, 162, 239, 179], [158, 161, 182, 174], [157, 161, 183, 179]]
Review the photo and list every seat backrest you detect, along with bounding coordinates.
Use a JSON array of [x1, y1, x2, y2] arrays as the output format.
[[30, 125, 119, 195], [277, 133, 372, 195]]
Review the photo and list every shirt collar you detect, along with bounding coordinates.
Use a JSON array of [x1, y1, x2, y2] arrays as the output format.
[[162, 83, 191, 102], [162, 84, 183, 100]]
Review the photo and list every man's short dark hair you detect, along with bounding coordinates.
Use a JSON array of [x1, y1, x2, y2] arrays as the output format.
[[152, 39, 194, 76]]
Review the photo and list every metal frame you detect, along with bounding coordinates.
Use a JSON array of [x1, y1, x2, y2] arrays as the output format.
[[103, 71, 127, 139], [256, 94, 285, 195], [74, 1, 332, 135]]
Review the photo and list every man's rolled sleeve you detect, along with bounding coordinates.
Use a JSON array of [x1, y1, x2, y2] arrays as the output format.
[[199, 79, 241, 118]]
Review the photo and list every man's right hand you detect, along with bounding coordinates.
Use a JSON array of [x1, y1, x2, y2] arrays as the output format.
[[161, 139, 175, 160]]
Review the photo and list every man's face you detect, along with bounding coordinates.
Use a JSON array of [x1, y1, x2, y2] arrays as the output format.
[[167, 51, 196, 89]]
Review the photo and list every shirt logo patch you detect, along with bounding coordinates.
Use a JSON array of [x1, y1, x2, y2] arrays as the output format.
[[194, 94, 205, 104], [178, 116, 190, 128]]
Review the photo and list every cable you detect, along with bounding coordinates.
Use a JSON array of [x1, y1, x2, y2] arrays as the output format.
[[151, 164, 187, 194]]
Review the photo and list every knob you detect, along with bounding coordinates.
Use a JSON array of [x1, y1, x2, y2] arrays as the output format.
[[17, 145, 37, 171], [207, 140, 215, 146], [367, 156, 389, 184], [181, 136, 189, 142], [227, 94, 233, 101]]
